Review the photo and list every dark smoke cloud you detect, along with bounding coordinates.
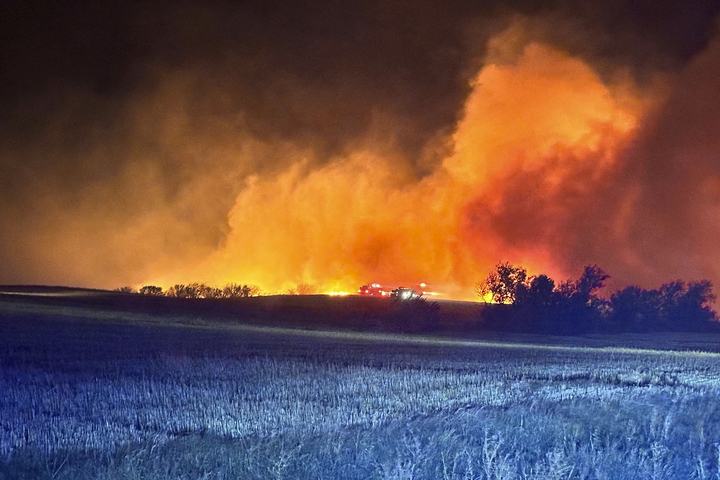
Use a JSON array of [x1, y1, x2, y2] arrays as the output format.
[[617, 32, 720, 285], [0, 0, 719, 287], [465, 28, 720, 289]]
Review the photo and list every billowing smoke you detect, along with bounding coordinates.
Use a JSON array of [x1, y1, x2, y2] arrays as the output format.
[[177, 35, 647, 298], [1, 1, 719, 298], [461, 28, 720, 293]]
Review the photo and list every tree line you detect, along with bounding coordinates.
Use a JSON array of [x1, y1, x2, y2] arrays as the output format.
[[478, 263, 718, 334], [115, 283, 260, 298]]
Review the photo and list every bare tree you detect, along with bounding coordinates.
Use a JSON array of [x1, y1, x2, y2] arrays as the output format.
[[166, 284, 191, 298], [222, 283, 260, 298], [139, 285, 163, 295]]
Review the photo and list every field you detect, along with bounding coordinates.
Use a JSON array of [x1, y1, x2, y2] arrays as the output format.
[[2, 289, 720, 479]]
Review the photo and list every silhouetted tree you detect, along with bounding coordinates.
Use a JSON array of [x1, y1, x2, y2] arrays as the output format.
[[186, 283, 202, 298], [222, 283, 260, 298], [516, 274, 557, 308], [477, 262, 528, 303], [114, 286, 136, 293], [660, 280, 716, 330], [551, 265, 609, 333], [682, 280, 717, 326], [166, 282, 261, 299], [480, 261, 718, 334], [573, 265, 609, 306], [607, 280, 717, 332], [514, 274, 559, 332], [189, 283, 222, 298], [139, 285, 163, 295], [166, 284, 191, 298], [479, 264, 610, 334], [240, 284, 260, 297], [607, 286, 661, 332]]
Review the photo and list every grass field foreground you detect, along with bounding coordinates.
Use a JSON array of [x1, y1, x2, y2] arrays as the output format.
[[2, 292, 720, 478]]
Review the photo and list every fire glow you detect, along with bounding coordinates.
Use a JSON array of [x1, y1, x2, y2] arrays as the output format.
[[5, 4, 720, 303], [149, 37, 648, 300]]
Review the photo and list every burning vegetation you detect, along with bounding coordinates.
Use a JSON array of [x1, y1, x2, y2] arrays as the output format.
[[3, 6, 720, 300], [175, 38, 648, 299], [115, 261, 718, 335]]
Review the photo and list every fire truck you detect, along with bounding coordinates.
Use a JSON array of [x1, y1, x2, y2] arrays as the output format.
[[390, 287, 422, 300], [358, 283, 388, 296], [358, 283, 424, 300]]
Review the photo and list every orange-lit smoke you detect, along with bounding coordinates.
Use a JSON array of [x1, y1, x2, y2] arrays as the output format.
[[158, 37, 650, 299]]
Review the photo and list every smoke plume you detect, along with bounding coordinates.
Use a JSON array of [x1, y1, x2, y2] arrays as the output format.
[[1, 1, 719, 298], [178, 35, 648, 298]]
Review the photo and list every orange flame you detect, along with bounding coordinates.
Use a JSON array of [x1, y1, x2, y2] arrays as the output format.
[[149, 38, 649, 300]]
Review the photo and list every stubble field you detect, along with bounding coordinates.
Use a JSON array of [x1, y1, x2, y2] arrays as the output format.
[[1, 290, 720, 479]]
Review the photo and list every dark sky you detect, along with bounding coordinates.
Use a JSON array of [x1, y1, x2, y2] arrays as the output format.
[[1, 0, 719, 293]]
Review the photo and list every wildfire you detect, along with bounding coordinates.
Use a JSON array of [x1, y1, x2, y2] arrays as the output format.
[[150, 34, 649, 300]]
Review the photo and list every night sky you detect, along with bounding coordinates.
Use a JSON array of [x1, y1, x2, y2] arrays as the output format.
[[1, 0, 719, 297]]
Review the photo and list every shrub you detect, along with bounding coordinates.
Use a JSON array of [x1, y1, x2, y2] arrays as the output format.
[[139, 285, 163, 296]]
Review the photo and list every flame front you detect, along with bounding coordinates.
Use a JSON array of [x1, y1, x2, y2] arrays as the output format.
[[151, 39, 649, 299]]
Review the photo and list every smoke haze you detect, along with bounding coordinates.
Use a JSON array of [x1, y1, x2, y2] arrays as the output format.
[[1, 0, 719, 297]]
